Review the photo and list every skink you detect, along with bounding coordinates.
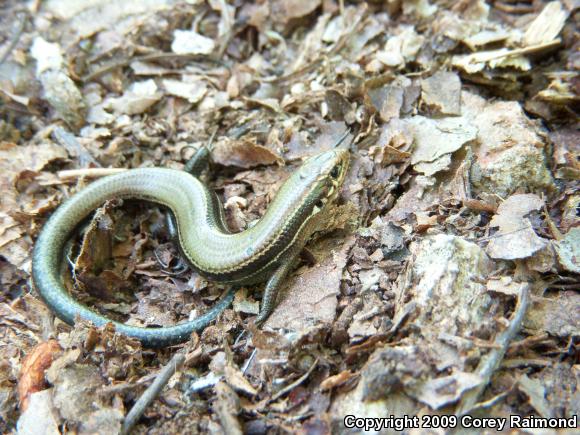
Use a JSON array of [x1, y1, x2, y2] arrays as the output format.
[[32, 133, 350, 347]]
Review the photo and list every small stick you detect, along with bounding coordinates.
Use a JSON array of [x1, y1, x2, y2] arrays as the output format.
[[121, 352, 186, 435], [269, 357, 319, 403], [455, 284, 530, 415], [82, 52, 223, 83], [477, 39, 561, 63], [241, 348, 257, 375], [99, 372, 157, 397], [57, 168, 127, 181]]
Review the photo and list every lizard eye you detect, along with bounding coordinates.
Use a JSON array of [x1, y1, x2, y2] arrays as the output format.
[[330, 165, 340, 179]]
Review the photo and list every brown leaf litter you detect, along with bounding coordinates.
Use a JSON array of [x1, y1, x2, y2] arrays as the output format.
[[0, 0, 578, 433]]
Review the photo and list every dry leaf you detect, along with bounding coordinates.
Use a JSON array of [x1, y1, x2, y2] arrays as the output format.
[[486, 194, 548, 260], [171, 30, 215, 55], [407, 115, 477, 166], [108, 79, 162, 114], [30, 37, 86, 129], [224, 365, 258, 397], [518, 374, 552, 418], [524, 291, 580, 338], [421, 71, 462, 116], [411, 372, 483, 409], [16, 390, 60, 435], [212, 139, 283, 168], [162, 79, 208, 103], [554, 227, 580, 273], [264, 237, 350, 331], [522, 1, 568, 47], [18, 340, 62, 411]]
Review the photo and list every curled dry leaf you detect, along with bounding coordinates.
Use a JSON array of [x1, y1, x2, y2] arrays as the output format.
[[376, 26, 425, 68], [486, 193, 548, 260], [232, 288, 259, 315], [463, 29, 511, 50], [369, 119, 413, 167], [536, 72, 578, 105], [17, 340, 62, 411], [486, 277, 529, 297], [75, 206, 114, 275], [408, 115, 477, 167], [212, 139, 284, 168], [224, 365, 258, 397]]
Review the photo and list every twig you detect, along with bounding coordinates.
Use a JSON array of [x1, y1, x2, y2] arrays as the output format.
[[494, 2, 535, 14], [121, 352, 186, 435], [548, 282, 580, 290], [483, 39, 561, 61], [214, 382, 243, 435], [82, 52, 222, 83], [474, 225, 531, 243], [269, 357, 319, 403], [57, 167, 126, 181], [507, 332, 549, 353], [455, 284, 530, 416], [99, 373, 158, 397], [241, 348, 257, 375], [501, 358, 551, 369]]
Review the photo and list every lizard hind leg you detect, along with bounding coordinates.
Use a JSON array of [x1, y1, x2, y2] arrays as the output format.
[[255, 250, 301, 326], [155, 212, 190, 275], [183, 128, 218, 176]]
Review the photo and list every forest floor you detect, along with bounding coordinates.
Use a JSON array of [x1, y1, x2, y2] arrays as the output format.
[[0, 1, 578, 434]]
